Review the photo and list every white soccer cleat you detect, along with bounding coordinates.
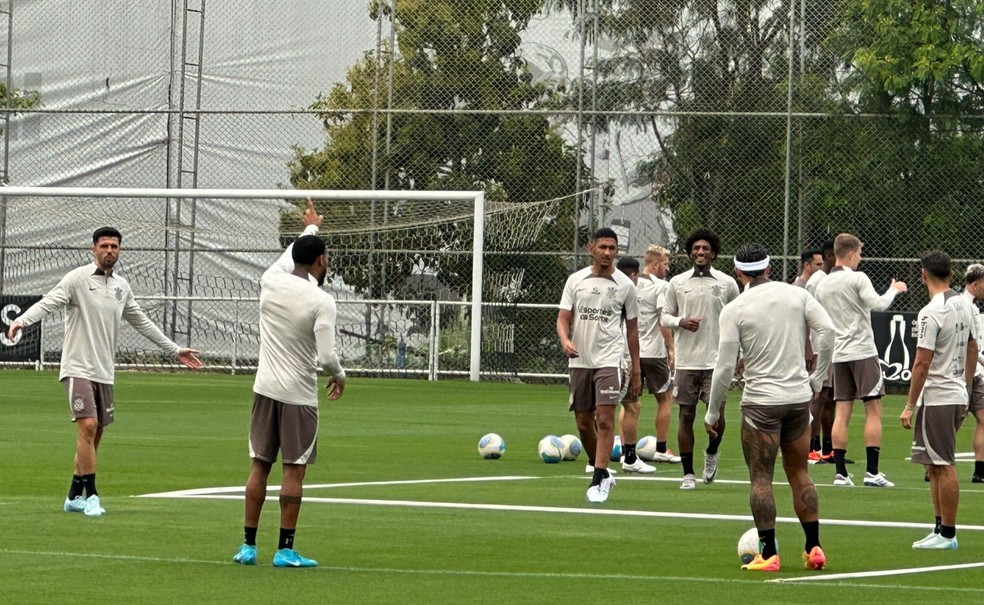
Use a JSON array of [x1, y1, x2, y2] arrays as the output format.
[[863, 472, 894, 487], [83, 494, 105, 517], [912, 534, 958, 550], [833, 473, 854, 487], [63, 496, 86, 513], [585, 465, 616, 475], [586, 475, 616, 503], [621, 458, 658, 474], [651, 450, 682, 463], [680, 474, 697, 490], [912, 531, 939, 548], [703, 453, 719, 484]]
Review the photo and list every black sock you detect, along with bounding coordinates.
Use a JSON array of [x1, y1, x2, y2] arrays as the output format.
[[244, 527, 258, 547], [81, 474, 97, 497], [591, 466, 609, 486], [975, 461, 984, 477], [834, 449, 848, 476], [821, 439, 833, 456], [623, 443, 637, 464], [934, 516, 942, 534], [802, 520, 820, 552], [656, 441, 667, 454], [681, 452, 695, 476], [810, 436, 821, 452], [865, 446, 880, 475], [68, 475, 84, 500], [706, 435, 722, 456], [278, 527, 295, 551], [940, 524, 956, 540], [759, 528, 777, 559]]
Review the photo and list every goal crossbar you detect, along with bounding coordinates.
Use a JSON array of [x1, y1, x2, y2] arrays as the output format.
[[1, 186, 487, 381]]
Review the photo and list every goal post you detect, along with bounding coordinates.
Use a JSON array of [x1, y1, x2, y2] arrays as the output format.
[[0, 186, 486, 381]]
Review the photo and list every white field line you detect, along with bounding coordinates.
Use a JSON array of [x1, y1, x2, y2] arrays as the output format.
[[3, 548, 984, 593], [138, 475, 540, 497], [768, 561, 984, 584]]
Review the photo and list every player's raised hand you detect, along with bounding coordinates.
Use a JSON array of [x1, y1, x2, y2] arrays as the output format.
[[177, 348, 204, 369], [890, 278, 907, 293], [303, 197, 323, 228]]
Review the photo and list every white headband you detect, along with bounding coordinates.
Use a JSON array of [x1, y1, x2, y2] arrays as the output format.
[[734, 256, 770, 272]]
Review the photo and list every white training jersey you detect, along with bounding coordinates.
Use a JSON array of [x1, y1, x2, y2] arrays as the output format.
[[963, 290, 984, 377], [559, 266, 638, 369], [636, 273, 669, 358], [15, 263, 180, 384], [713, 282, 834, 407], [814, 266, 899, 362], [664, 267, 740, 370], [805, 268, 826, 298], [916, 290, 978, 406], [253, 236, 343, 407]]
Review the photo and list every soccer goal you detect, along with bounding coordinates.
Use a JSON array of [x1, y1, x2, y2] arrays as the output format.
[[0, 186, 506, 378]]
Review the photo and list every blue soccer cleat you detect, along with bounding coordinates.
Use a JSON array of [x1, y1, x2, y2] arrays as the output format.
[[273, 548, 318, 568], [233, 544, 258, 565], [64, 496, 86, 513]]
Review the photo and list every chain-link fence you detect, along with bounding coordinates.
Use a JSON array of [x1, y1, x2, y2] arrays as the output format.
[[2, 1, 983, 377]]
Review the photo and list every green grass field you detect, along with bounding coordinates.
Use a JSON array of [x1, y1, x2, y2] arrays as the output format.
[[1, 370, 982, 604]]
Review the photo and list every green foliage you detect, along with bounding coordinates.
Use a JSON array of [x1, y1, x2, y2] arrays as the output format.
[[0, 83, 42, 137]]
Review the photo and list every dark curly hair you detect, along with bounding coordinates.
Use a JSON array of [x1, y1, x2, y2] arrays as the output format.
[[684, 228, 721, 256]]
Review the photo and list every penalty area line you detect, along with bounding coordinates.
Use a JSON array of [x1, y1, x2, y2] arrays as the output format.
[[768, 561, 984, 583]]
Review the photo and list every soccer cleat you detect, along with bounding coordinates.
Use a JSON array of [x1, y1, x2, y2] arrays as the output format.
[[808, 451, 822, 464], [273, 548, 318, 567], [832, 473, 854, 487], [972, 474, 983, 484], [63, 496, 86, 513], [912, 534, 958, 550], [741, 554, 780, 571], [680, 474, 697, 490], [651, 450, 682, 463], [803, 546, 826, 570], [912, 531, 939, 548], [233, 544, 257, 566], [703, 453, 719, 484], [621, 457, 657, 474], [584, 465, 616, 475], [83, 494, 105, 517], [586, 475, 616, 503], [863, 472, 894, 487]]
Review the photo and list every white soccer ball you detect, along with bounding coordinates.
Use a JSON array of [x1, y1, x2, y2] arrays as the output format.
[[636, 435, 658, 461], [538, 435, 565, 463], [610, 435, 622, 461], [560, 434, 582, 461], [478, 433, 505, 459], [738, 528, 760, 564]]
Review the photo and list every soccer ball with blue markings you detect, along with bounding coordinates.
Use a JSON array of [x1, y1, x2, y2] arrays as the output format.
[[537, 435, 565, 463], [560, 434, 582, 461], [478, 433, 505, 459], [738, 528, 777, 564], [609, 435, 622, 462]]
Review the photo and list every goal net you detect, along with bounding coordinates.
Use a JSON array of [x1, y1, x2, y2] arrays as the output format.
[[0, 187, 566, 379]]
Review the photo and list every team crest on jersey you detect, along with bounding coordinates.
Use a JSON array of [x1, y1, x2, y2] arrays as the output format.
[[606, 287, 617, 300], [711, 285, 723, 297], [114, 287, 123, 301], [591, 287, 601, 295]]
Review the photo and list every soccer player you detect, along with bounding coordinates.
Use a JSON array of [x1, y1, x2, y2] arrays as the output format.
[[794, 248, 823, 288], [901, 251, 978, 550], [814, 233, 906, 487], [614, 256, 657, 474], [557, 227, 641, 503], [637, 244, 680, 463], [959, 264, 984, 483], [805, 239, 837, 463], [705, 243, 834, 572], [664, 228, 739, 489], [233, 201, 346, 568], [6, 226, 203, 517]]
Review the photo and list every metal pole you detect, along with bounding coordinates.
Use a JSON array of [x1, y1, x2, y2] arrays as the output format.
[[590, 0, 601, 227], [574, 0, 586, 262], [781, 0, 796, 278], [0, 0, 14, 295], [468, 192, 485, 381]]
